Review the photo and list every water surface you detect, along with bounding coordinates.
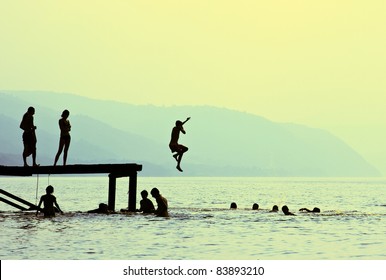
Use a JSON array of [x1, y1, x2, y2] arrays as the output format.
[[1, 177, 385, 259]]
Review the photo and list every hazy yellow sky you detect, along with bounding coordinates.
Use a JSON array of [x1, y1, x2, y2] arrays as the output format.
[[1, 1, 385, 173]]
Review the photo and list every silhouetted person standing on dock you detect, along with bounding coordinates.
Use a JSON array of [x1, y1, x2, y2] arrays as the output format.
[[169, 117, 190, 172], [36, 185, 63, 217], [54, 109, 71, 166], [20, 106, 38, 167], [151, 188, 169, 217]]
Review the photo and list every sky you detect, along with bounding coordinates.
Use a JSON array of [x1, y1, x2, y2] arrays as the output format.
[[1, 1, 385, 174]]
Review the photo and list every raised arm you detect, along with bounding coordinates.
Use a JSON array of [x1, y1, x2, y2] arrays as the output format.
[[179, 117, 190, 134], [182, 117, 190, 125], [299, 208, 312, 212]]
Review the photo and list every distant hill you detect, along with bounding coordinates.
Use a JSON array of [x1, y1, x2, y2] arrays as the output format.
[[0, 90, 381, 176]]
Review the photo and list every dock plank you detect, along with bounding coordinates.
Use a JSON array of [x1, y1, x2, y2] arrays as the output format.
[[0, 164, 142, 176]]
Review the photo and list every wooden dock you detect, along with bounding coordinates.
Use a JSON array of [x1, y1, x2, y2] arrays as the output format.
[[0, 163, 142, 212]]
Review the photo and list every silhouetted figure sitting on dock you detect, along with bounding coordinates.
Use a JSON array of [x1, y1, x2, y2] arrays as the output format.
[[252, 203, 259, 210], [299, 207, 320, 213], [54, 109, 71, 166], [270, 205, 279, 212], [88, 203, 111, 214], [169, 117, 190, 172], [136, 190, 155, 214], [151, 188, 169, 217], [36, 185, 63, 217], [230, 202, 237, 209], [20, 106, 39, 167], [282, 205, 295, 216]]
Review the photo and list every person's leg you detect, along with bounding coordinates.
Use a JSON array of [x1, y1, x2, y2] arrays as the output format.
[[32, 150, 38, 166], [171, 145, 181, 162], [54, 140, 65, 166], [63, 140, 70, 165], [176, 146, 188, 172], [31, 134, 38, 166], [178, 146, 188, 164], [22, 134, 30, 166], [23, 149, 28, 166], [176, 154, 183, 171]]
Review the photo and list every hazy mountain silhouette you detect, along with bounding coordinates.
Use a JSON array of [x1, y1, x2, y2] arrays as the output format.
[[0, 91, 380, 176]]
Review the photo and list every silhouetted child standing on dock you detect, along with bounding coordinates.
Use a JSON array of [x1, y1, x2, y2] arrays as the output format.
[[54, 109, 71, 166], [150, 188, 169, 217], [169, 117, 190, 172], [20, 106, 38, 167], [36, 185, 63, 217]]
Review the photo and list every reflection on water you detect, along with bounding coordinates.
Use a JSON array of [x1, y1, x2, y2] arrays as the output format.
[[1, 177, 386, 260]]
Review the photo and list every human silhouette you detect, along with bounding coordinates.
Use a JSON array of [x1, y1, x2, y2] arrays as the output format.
[[230, 202, 237, 209], [54, 109, 71, 166], [137, 190, 155, 214], [150, 188, 169, 217], [88, 203, 110, 214], [20, 106, 38, 167], [169, 117, 190, 172], [270, 205, 279, 212], [36, 185, 63, 217], [282, 205, 295, 216], [299, 207, 320, 213], [252, 203, 259, 210]]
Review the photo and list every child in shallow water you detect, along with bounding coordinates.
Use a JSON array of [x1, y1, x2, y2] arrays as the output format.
[[151, 188, 169, 217], [137, 190, 155, 214], [36, 185, 63, 217]]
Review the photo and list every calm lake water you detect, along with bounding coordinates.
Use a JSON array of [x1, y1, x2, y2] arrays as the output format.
[[1, 176, 385, 260]]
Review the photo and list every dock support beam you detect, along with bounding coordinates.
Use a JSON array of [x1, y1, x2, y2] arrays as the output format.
[[108, 172, 138, 212], [128, 173, 137, 212], [108, 174, 117, 211]]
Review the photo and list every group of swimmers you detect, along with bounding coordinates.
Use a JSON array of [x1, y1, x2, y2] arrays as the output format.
[[35, 185, 169, 218], [20, 106, 71, 167], [35, 185, 320, 218], [230, 202, 320, 215]]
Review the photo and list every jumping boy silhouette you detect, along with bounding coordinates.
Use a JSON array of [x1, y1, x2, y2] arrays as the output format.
[[169, 117, 190, 172]]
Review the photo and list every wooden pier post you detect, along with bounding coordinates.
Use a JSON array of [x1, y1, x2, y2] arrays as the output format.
[[128, 172, 137, 212], [108, 174, 117, 211]]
